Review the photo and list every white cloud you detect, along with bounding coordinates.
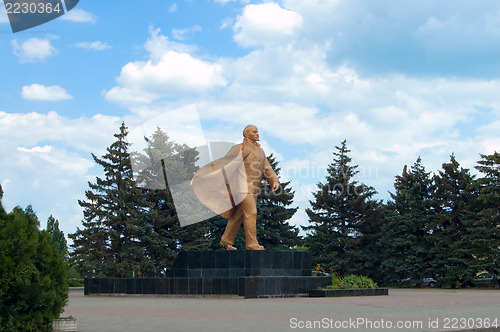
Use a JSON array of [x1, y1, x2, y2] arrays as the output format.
[[75, 41, 111, 51], [22, 84, 72, 101], [172, 25, 202, 41], [104, 87, 158, 106], [168, 3, 177, 13], [145, 26, 197, 59], [233, 2, 303, 47], [12, 38, 57, 63], [220, 42, 351, 104], [96, 2, 500, 232], [194, 72, 500, 199], [0, 110, 120, 236], [0, 111, 119, 154], [61, 8, 97, 23], [278, 0, 500, 77], [17, 145, 52, 153], [100, 21, 499, 196], [105, 28, 226, 106], [117, 52, 224, 94], [220, 17, 234, 30]]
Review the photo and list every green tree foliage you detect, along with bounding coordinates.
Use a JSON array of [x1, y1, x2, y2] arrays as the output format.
[[356, 199, 385, 282], [133, 127, 210, 273], [70, 124, 209, 277], [430, 155, 480, 286], [0, 185, 5, 216], [257, 154, 301, 250], [69, 122, 153, 277], [46, 215, 68, 257], [380, 157, 434, 284], [0, 187, 68, 331], [474, 152, 500, 275], [304, 140, 382, 276]]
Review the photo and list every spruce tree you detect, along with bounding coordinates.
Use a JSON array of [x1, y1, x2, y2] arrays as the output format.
[[256, 154, 301, 250], [474, 152, 500, 276], [0, 185, 5, 217], [69, 122, 152, 277], [380, 157, 434, 285], [431, 154, 480, 287], [356, 199, 385, 282], [304, 140, 380, 275], [133, 127, 209, 274]]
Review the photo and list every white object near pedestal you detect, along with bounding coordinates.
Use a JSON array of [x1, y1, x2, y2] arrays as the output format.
[[52, 317, 77, 332]]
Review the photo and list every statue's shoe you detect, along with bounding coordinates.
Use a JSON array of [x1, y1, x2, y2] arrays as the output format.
[[220, 240, 237, 250], [246, 244, 265, 250]]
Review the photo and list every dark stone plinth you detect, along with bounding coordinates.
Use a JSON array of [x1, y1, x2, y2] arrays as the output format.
[[84, 276, 333, 298], [241, 276, 331, 298], [84, 250, 326, 298], [169, 250, 311, 278], [308, 288, 389, 297], [84, 277, 241, 296]]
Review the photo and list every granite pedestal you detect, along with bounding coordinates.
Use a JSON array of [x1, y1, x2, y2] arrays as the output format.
[[84, 250, 331, 298]]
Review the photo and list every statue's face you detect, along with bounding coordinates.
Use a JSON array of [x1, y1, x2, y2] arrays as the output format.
[[245, 126, 259, 142]]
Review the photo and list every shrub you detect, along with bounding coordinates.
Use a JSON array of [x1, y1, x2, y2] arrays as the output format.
[[0, 205, 68, 331], [330, 274, 343, 289], [67, 279, 84, 287], [326, 274, 378, 289], [341, 275, 378, 289], [66, 267, 84, 287]]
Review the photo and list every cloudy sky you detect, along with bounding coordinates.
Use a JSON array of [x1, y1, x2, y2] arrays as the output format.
[[1, 0, 499, 238]]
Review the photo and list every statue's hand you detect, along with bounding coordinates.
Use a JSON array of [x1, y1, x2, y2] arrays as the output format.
[[272, 182, 280, 192]]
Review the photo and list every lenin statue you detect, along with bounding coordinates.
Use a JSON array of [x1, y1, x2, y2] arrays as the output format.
[[191, 125, 279, 250]]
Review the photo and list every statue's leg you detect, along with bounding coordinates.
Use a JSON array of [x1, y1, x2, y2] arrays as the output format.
[[242, 194, 263, 250], [220, 207, 243, 249]]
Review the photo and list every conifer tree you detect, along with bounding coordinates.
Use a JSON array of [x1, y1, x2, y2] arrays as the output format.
[[304, 140, 380, 275], [356, 199, 385, 281], [431, 154, 480, 286], [474, 152, 500, 276], [46, 215, 67, 257], [257, 154, 301, 250], [380, 157, 434, 284], [0, 185, 5, 217], [133, 127, 209, 273], [69, 122, 152, 277]]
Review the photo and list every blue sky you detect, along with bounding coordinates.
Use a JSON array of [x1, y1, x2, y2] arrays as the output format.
[[1, 0, 500, 238]]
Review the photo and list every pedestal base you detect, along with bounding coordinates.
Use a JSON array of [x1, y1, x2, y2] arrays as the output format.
[[84, 250, 333, 298], [84, 275, 332, 298], [169, 250, 311, 277]]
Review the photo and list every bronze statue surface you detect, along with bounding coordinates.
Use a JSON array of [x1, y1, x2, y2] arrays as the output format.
[[191, 125, 279, 250]]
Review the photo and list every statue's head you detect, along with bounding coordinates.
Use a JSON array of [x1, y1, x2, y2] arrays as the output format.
[[243, 125, 259, 142]]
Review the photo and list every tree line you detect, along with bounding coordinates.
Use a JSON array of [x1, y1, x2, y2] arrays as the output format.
[[68, 123, 499, 287], [305, 141, 498, 287]]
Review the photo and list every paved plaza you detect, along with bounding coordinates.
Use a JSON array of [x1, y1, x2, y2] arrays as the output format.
[[62, 287, 500, 332]]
